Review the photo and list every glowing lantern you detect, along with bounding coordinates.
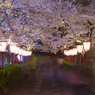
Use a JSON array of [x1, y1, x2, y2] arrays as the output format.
[[73, 48, 77, 64], [0, 45, 2, 50], [10, 44, 16, 53], [69, 49, 74, 56], [69, 49, 75, 64], [27, 51, 32, 56], [83, 42, 91, 66], [19, 49, 23, 55], [64, 50, 69, 56], [0, 41, 8, 52], [73, 48, 77, 55], [83, 42, 91, 51], [0, 41, 8, 67], [77, 45, 83, 65], [15, 46, 19, 55], [10, 44, 17, 65], [77, 45, 83, 53], [64, 50, 71, 63]]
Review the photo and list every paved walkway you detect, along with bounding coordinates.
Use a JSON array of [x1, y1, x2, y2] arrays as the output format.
[[7, 63, 93, 95]]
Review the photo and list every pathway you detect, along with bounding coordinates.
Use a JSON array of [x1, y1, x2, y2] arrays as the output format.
[[6, 63, 93, 95]]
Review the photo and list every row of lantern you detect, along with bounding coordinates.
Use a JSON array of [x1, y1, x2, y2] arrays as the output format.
[[0, 41, 32, 68], [10, 44, 32, 65], [64, 42, 91, 65]]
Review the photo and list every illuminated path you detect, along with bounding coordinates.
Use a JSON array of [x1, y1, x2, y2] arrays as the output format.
[[7, 63, 93, 95]]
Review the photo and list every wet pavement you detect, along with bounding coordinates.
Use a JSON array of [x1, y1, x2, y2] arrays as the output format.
[[7, 63, 94, 95]]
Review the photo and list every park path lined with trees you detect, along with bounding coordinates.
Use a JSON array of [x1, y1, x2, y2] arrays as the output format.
[[5, 61, 94, 95]]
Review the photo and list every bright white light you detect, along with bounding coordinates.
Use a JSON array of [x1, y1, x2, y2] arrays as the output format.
[[73, 48, 77, 55], [19, 49, 23, 55], [83, 42, 91, 51], [22, 50, 27, 56], [0, 42, 8, 52], [64, 50, 70, 56], [69, 49, 74, 56], [77, 45, 83, 53], [10, 44, 16, 53], [22, 50, 32, 56], [15, 47, 20, 54], [27, 51, 32, 56], [0, 45, 1, 50]]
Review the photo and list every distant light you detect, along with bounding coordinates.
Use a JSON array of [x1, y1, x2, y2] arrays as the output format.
[[77, 45, 83, 53], [0, 41, 8, 52], [10, 44, 16, 53], [64, 50, 70, 56], [73, 48, 77, 55], [83, 42, 91, 51]]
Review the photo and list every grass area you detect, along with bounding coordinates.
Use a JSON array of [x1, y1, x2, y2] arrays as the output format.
[[0, 64, 23, 89]]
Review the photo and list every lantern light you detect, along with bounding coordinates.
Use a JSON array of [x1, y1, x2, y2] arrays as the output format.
[[83, 42, 91, 51], [64, 50, 70, 56], [0, 41, 8, 67], [73, 48, 77, 55], [0, 45, 2, 50], [27, 51, 32, 56], [0, 42, 8, 52], [10, 44, 16, 53], [83, 42, 91, 66], [73, 48, 77, 64], [77, 45, 83, 65], [22, 50, 32, 56], [69, 49, 74, 56], [19, 49, 23, 55], [15, 46, 19, 55], [22, 50, 27, 56], [77, 45, 83, 53]]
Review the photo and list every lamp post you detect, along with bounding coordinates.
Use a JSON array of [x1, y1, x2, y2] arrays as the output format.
[[21, 50, 32, 64], [70, 49, 74, 64], [73, 48, 77, 64], [64, 50, 70, 62], [10, 44, 16, 65], [0, 41, 8, 68], [83, 42, 91, 66], [64, 50, 67, 61], [68, 50, 71, 63], [77, 45, 83, 65]]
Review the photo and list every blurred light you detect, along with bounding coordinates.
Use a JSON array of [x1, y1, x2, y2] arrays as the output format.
[[19, 49, 23, 55], [77, 45, 83, 53], [0, 41, 8, 52], [10, 44, 16, 53], [73, 48, 77, 55], [64, 50, 70, 56], [15, 46, 19, 55], [83, 42, 91, 51], [69, 49, 74, 56]]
